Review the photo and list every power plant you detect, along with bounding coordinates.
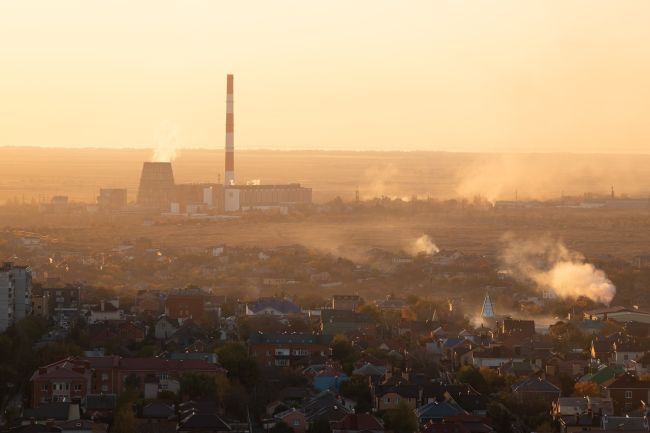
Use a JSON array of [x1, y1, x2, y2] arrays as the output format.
[[135, 74, 311, 214], [136, 162, 176, 210]]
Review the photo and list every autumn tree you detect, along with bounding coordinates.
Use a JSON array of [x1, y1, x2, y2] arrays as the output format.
[[573, 381, 600, 397]]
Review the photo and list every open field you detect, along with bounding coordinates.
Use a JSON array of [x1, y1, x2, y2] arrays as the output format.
[[2, 207, 650, 261]]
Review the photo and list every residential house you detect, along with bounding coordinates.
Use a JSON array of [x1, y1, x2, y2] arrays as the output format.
[[31, 356, 226, 406], [246, 297, 301, 317], [165, 288, 208, 323], [87, 300, 123, 324], [302, 390, 351, 424], [134, 290, 165, 316], [415, 401, 467, 425], [603, 373, 650, 415], [331, 413, 384, 433], [248, 333, 331, 368], [511, 376, 561, 405], [116, 357, 226, 395], [612, 341, 645, 366], [312, 366, 348, 392], [30, 359, 92, 407], [321, 310, 376, 336], [21, 403, 81, 424], [471, 346, 525, 368], [155, 316, 179, 340], [373, 384, 419, 411], [331, 295, 360, 311], [274, 408, 307, 433]]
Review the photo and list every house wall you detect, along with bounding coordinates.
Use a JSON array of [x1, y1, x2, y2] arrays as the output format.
[[607, 388, 650, 415], [375, 392, 417, 411]]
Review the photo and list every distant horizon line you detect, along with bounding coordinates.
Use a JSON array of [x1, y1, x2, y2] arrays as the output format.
[[2, 145, 650, 156]]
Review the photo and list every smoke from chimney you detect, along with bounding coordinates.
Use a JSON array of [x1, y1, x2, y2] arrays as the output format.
[[152, 121, 180, 163], [225, 74, 234, 185], [410, 235, 440, 256], [500, 234, 616, 305]]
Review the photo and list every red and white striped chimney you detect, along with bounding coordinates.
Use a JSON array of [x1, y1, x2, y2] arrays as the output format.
[[225, 74, 235, 185]]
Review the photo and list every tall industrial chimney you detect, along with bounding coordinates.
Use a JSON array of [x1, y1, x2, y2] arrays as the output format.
[[225, 74, 235, 185]]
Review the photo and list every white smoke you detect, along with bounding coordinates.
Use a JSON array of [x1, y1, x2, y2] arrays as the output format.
[[501, 235, 616, 305], [246, 179, 261, 185], [152, 122, 180, 163], [410, 235, 440, 256]]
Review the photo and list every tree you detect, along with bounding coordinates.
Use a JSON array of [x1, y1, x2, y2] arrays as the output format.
[[339, 375, 372, 413], [111, 406, 137, 433], [480, 366, 505, 394], [180, 373, 217, 399], [456, 365, 488, 394], [358, 304, 382, 323], [487, 401, 514, 433], [216, 342, 260, 389], [573, 381, 600, 397], [123, 373, 141, 392], [382, 401, 417, 433], [330, 335, 354, 363]]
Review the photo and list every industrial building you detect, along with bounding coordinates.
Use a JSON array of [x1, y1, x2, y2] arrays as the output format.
[[97, 188, 127, 211], [136, 162, 175, 210], [136, 74, 312, 214], [219, 74, 311, 212]]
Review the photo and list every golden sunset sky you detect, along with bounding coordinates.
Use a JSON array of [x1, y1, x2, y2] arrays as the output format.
[[1, 0, 649, 152]]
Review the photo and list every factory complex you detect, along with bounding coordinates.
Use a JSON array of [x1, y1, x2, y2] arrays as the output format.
[[134, 74, 312, 215]]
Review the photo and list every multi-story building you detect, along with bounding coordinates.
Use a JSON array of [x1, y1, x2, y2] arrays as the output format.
[[165, 287, 211, 323], [248, 333, 331, 368], [40, 285, 81, 324], [0, 262, 32, 331], [604, 373, 650, 415], [30, 356, 226, 407]]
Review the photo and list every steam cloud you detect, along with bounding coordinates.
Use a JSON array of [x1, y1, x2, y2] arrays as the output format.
[[152, 122, 180, 163], [410, 235, 440, 256], [501, 235, 616, 305]]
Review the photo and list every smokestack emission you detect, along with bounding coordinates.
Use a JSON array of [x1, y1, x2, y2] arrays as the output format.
[[225, 74, 235, 185]]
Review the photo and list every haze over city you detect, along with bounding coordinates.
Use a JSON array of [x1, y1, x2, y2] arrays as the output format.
[[2, 3, 650, 433], [2, 0, 650, 152]]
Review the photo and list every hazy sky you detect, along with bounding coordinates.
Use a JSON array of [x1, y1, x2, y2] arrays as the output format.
[[1, 0, 649, 153]]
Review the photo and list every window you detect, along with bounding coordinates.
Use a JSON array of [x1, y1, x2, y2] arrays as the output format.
[[293, 420, 300, 426], [624, 354, 629, 361], [625, 390, 633, 399], [101, 373, 108, 381], [384, 397, 390, 403], [41, 384, 49, 391], [101, 385, 108, 392], [73, 384, 82, 391]]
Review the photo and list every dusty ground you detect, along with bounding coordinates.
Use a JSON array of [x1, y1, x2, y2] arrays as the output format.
[[3, 207, 650, 261]]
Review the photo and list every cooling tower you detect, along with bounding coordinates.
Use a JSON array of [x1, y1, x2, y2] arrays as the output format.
[[137, 162, 175, 210]]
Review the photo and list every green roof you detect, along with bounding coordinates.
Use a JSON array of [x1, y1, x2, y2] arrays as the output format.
[[580, 365, 624, 385]]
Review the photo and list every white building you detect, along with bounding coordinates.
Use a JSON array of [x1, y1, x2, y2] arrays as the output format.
[[87, 299, 123, 324], [0, 262, 33, 331]]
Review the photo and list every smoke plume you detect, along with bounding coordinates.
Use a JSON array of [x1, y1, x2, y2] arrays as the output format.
[[410, 235, 440, 256], [152, 122, 180, 162], [501, 235, 615, 305]]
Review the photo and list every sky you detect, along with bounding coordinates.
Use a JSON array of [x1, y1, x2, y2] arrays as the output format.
[[1, 0, 650, 153]]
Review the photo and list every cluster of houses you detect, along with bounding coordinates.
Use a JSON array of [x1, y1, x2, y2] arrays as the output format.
[[9, 283, 650, 433]]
